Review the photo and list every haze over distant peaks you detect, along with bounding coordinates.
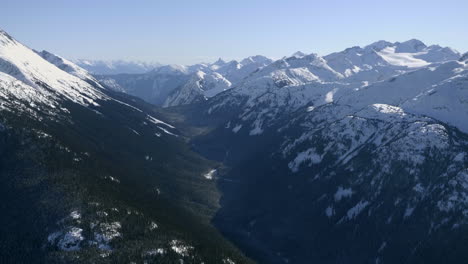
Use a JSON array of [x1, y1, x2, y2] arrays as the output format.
[[74, 59, 161, 75]]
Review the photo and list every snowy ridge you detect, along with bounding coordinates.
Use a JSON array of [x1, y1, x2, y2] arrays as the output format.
[[224, 89, 468, 263], [206, 39, 464, 136], [204, 52, 349, 134], [335, 60, 468, 133], [370, 39, 460, 67], [324, 39, 460, 83], [403, 62, 468, 133], [161, 55, 272, 107], [98, 55, 273, 107], [0, 29, 106, 109], [88, 39, 459, 111], [0, 29, 176, 136], [212, 55, 273, 83], [260, 53, 344, 82], [280, 102, 466, 223], [35, 50, 102, 87], [163, 71, 231, 107], [0, 72, 61, 118], [338, 61, 463, 108]]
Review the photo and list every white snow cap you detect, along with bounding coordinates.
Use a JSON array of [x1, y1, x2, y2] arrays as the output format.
[[0, 28, 105, 107], [35, 49, 102, 86]]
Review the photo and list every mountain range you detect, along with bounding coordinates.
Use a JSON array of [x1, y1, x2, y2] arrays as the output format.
[[0, 28, 252, 264], [1, 27, 468, 264], [74, 59, 161, 75]]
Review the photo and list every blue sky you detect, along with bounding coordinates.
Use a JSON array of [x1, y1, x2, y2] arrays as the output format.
[[2, 0, 467, 64]]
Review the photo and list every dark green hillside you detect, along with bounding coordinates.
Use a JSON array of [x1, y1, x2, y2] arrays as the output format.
[[0, 89, 254, 264], [175, 101, 468, 264]]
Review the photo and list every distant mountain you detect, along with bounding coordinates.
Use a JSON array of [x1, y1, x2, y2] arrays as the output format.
[[324, 39, 460, 82], [164, 71, 232, 107], [290, 51, 308, 58], [74, 59, 161, 74], [203, 39, 461, 135], [94, 40, 460, 110], [212, 55, 273, 83], [97, 55, 273, 107], [96, 65, 192, 106]]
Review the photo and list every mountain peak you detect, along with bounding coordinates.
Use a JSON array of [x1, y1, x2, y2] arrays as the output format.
[[292, 51, 307, 58], [213, 58, 227, 65], [0, 28, 17, 46], [0, 28, 10, 37], [395, 39, 427, 53], [343, 46, 362, 52], [364, 40, 393, 51], [303, 52, 322, 61], [400, 38, 426, 46], [154, 64, 188, 74], [0, 28, 105, 111], [240, 55, 271, 65]]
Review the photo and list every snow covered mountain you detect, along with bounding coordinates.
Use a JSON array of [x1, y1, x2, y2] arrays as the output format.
[[4, 25, 467, 264], [78, 39, 461, 111], [74, 59, 161, 74], [163, 70, 232, 107], [403, 62, 468, 133], [35, 50, 103, 87], [233, 100, 468, 264], [0, 28, 253, 264], [324, 39, 460, 83], [0, 29, 175, 135], [182, 39, 468, 264], [204, 39, 462, 135], [209, 55, 273, 83], [336, 59, 468, 133], [0, 29, 105, 117], [97, 55, 273, 107]]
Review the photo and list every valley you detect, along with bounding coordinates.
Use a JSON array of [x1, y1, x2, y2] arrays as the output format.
[[1, 27, 468, 264]]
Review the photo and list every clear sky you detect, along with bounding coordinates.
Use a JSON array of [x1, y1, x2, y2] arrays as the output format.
[[2, 0, 467, 65]]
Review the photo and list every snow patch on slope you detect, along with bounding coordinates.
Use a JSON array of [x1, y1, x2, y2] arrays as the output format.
[[377, 47, 430, 68], [288, 148, 322, 172]]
